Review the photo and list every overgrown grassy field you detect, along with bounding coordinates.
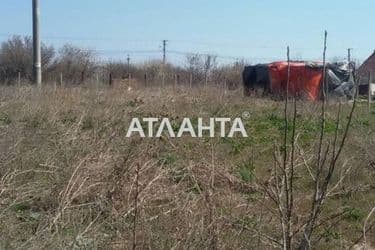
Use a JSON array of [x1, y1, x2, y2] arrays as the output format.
[[0, 83, 374, 249]]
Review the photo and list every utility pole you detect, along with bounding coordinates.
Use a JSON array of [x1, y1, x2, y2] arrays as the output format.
[[162, 40, 167, 64], [347, 48, 353, 65], [162, 40, 167, 87], [32, 0, 42, 86], [127, 54, 131, 80], [347, 48, 356, 101]]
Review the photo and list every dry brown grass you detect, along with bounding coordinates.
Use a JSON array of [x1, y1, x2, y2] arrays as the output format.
[[0, 83, 374, 249]]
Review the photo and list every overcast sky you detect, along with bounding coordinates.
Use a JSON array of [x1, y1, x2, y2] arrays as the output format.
[[0, 0, 374, 64]]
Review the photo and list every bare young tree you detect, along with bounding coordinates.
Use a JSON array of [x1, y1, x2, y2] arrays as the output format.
[[185, 53, 204, 85], [204, 55, 218, 85], [0, 36, 54, 83], [54, 44, 97, 84], [257, 32, 358, 250]]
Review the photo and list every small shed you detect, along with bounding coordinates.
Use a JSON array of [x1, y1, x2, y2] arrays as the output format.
[[358, 50, 375, 95]]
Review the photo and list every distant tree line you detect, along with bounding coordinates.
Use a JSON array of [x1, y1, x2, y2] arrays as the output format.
[[0, 36, 244, 88]]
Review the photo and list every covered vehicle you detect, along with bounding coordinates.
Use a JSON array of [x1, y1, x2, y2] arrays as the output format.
[[243, 61, 354, 101]]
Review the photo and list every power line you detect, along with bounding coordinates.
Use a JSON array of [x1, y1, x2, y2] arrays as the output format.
[[0, 33, 358, 52], [94, 49, 160, 54], [0, 33, 160, 43], [167, 50, 251, 61], [0, 33, 362, 63]]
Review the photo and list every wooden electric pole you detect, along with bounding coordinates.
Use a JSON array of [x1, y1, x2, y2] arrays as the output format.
[[127, 54, 131, 80], [162, 40, 167, 87], [32, 0, 42, 86], [162, 40, 167, 64], [347, 48, 357, 101], [347, 48, 352, 64]]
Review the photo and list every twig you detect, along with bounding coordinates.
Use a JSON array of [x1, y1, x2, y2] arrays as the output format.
[[363, 206, 375, 248], [132, 163, 140, 250]]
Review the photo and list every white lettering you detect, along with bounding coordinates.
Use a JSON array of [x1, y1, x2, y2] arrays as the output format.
[[143, 118, 159, 137], [228, 118, 248, 137], [198, 118, 215, 137], [126, 118, 145, 137], [156, 118, 176, 137], [125, 117, 248, 138], [177, 118, 196, 137], [215, 118, 231, 137]]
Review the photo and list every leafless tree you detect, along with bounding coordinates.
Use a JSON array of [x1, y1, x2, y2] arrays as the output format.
[[204, 55, 218, 85], [54, 44, 97, 84], [0, 36, 54, 83], [257, 32, 358, 250]]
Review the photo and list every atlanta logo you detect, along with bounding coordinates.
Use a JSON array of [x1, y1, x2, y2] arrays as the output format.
[[126, 117, 248, 138]]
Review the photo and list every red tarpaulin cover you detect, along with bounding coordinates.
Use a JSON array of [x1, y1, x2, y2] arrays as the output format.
[[268, 62, 323, 101]]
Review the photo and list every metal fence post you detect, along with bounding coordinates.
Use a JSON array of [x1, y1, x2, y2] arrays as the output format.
[[60, 72, 63, 87], [109, 72, 113, 86]]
